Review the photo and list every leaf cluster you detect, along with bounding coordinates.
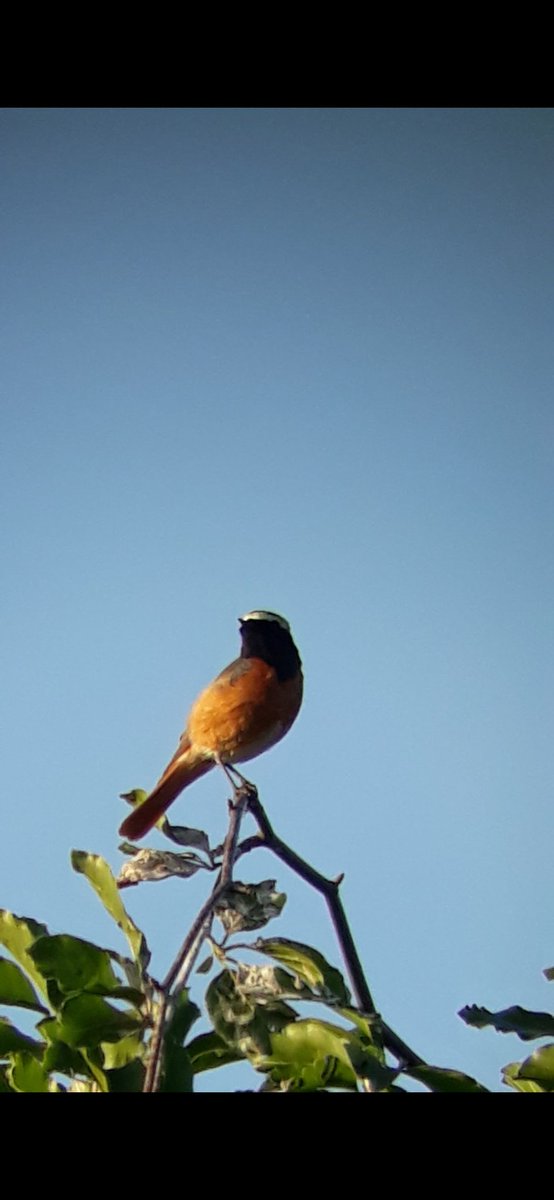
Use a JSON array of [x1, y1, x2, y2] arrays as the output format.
[[1, 801, 551, 1092]]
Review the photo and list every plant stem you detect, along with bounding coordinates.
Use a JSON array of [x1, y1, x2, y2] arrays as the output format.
[[143, 790, 249, 1092], [242, 790, 424, 1070]]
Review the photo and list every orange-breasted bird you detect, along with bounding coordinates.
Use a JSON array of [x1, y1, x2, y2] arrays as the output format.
[[119, 610, 303, 840]]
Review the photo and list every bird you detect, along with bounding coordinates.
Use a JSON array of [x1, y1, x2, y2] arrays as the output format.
[[119, 610, 303, 840]]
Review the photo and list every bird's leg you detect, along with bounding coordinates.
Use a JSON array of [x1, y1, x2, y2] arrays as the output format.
[[226, 764, 254, 788], [216, 758, 256, 800], [216, 757, 242, 793]]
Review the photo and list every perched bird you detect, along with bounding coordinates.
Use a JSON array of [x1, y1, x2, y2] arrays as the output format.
[[119, 610, 303, 840]]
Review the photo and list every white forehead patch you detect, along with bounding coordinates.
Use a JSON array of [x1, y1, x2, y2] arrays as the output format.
[[239, 610, 290, 632]]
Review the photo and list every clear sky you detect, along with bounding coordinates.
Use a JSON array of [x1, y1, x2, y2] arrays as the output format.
[[1, 108, 552, 1091]]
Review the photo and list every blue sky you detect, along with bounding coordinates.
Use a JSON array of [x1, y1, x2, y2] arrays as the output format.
[[1, 108, 552, 1091]]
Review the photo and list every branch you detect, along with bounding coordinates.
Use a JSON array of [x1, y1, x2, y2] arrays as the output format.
[[242, 789, 424, 1070], [142, 789, 248, 1092], [143, 781, 422, 1092], [163, 791, 248, 993]]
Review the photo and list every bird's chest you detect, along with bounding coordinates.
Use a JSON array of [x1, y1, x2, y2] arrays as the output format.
[[187, 657, 301, 763]]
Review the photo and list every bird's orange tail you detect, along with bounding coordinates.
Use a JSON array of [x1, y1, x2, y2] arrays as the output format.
[[118, 751, 213, 840]]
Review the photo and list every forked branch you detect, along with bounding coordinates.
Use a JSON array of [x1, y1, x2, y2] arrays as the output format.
[[143, 782, 422, 1091]]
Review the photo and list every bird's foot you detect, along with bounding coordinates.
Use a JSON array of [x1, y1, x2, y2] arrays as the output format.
[[217, 759, 258, 806]]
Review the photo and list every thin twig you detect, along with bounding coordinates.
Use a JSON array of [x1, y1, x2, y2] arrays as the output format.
[[142, 788, 249, 1092], [144, 781, 422, 1092], [243, 789, 424, 1070], [219, 788, 250, 885], [142, 992, 169, 1092], [163, 789, 249, 992]]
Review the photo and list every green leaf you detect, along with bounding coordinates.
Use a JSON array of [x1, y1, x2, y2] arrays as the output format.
[[0, 1066, 14, 1092], [77, 1048, 110, 1091], [215, 881, 286, 934], [71, 851, 149, 969], [344, 1036, 395, 1090], [8, 1051, 50, 1093], [30, 934, 122, 998], [160, 1045, 194, 1092], [503, 1043, 554, 1091], [164, 991, 200, 1047], [100, 1033, 145, 1070], [255, 938, 350, 1006], [54, 994, 143, 1049], [31, 936, 144, 1007], [502, 1061, 547, 1093], [338, 1006, 383, 1043], [104, 1060, 145, 1092], [108, 951, 151, 998], [0, 957, 49, 1013], [36, 1013, 109, 1091], [336, 1007, 388, 1072], [119, 788, 148, 812], [259, 1018, 362, 1091], [0, 911, 50, 998], [505, 1077, 545, 1093], [42, 1038, 95, 1081], [186, 1031, 245, 1075], [406, 1064, 489, 1093], [65, 1079, 102, 1093], [0, 1016, 43, 1056], [460, 1003, 554, 1041]]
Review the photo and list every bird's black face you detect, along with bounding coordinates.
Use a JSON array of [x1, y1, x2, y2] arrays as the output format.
[[239, 613, 302, 682]]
